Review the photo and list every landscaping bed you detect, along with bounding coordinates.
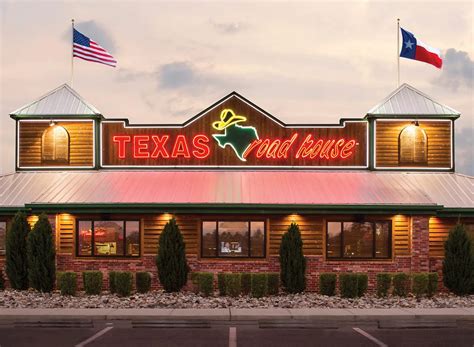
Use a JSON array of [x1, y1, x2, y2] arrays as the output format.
[[0, 289, 472, 309]]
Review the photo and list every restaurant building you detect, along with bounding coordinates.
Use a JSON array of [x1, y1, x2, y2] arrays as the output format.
[[0, 83, 472, 291]]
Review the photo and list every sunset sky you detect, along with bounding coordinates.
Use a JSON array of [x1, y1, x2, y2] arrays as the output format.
[[1, 1, 472, 174]]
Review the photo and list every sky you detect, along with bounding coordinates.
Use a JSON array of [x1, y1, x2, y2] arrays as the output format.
[[0, 0, 472, 175]]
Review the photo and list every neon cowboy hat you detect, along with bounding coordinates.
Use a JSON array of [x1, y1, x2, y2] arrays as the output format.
[[212, 109, 247, 130]]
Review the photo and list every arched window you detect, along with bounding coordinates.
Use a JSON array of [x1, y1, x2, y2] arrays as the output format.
[[42, 125, 69, 163], [399, 123, 427, 165]]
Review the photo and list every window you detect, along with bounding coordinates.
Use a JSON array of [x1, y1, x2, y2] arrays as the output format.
[[399, 124, 427, 165], [42, 125, 69, 163], [77, 220, 140, 257], [326, 221, 391, 259], [0, 221, 6, 255], [201, 220, 266, 258]]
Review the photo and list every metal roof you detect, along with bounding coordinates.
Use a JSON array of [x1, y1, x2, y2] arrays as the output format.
[[367, 83, 460, 116], [0, 171, 471, 211], [10, 83, 101, 116]]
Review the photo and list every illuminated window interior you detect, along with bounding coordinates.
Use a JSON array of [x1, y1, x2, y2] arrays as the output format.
[[399, 123, 427, 165], [41, 125, 70, 163]]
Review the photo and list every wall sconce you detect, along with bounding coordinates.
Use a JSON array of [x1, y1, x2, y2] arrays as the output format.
[[49, 120, 56, 127]]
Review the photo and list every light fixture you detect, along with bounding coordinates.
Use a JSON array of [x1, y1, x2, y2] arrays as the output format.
[[49, 120, 56, 127], [412, 120, 420, 127]]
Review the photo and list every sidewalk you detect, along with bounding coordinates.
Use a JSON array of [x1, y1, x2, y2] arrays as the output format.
[[1, 307, 473, 324]]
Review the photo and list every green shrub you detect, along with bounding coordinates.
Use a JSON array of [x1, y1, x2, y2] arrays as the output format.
[[356, 273, 369, 297], [136, 272, 152, 294], [83, 271, 103, 295], [225, 273, 242, 297], [267, 273, 280, 295], [251, 273, 267, 298], [109, 271, 119, 294], [56, 271, 65, 291], [442, 224, 474, 295], [0, 270, 5, 290], [190, 272, 200, 293], [217, 273, 227, 296], [115, 272, 133, 297], [27, 213, 56, 292], [412, 273, 429, 297], [319, 273, 337, 296], [392, 273, 410, 297], [376, 273, 392, 297], [6, 212, 30, 290], [279, 223, 306, 293], [59, 272, 77, 296], [241, 273, 251, 295], [197, 272, 214, 297], [427, 272, 439, 297], [156, 218, 188, 292], [339, 273, 358, 298]]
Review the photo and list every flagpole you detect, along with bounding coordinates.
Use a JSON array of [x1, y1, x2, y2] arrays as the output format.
[[397, 18, 400, 87], [71, 19, 74, 88]]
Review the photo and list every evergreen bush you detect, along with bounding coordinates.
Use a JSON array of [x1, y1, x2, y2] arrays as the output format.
[[442, 224, 474, 295], [136, 272, 152, 294], [241, 273, 251, 295], [59, 272, 77, 296], [279, 222, 306, 293], [267, 273, 280, 295], [115, 272, 133, 297], [412, 273, 429, 297], [56, 271, 65, 291], [197, 272, 214, 297], [251, 273, 267, 298], [27, 213, 55, 292], [392, 273, 410, 297], [5, 212, 30, 290], [319, 273, 337, 296], [376, 273, 392, 297], [356, 273, 369, 297], [109, 271, 119, 294], [427, 272, 439, 297], [0, 270, 4, 290], [225, 273, 242, 297], [156, 218, 188, 292], [83, 271, 103, 295], [217, 273, 227, 296], [339, 273, 358, 298]]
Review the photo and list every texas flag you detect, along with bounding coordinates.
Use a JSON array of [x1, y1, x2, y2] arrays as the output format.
[[400, 28, 443, 69]]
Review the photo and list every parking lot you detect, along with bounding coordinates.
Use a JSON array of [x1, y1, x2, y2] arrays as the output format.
[[0, 323, 473, 347]]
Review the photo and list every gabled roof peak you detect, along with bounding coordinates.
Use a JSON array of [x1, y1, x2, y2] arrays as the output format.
[[10, 83, 101, 117], [367, 83, 460, 117]]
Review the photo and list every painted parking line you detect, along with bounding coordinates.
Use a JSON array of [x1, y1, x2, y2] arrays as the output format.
[[229, 326, 237, 347], [352, 327, 388, 347], [75, 326, 114, 347]]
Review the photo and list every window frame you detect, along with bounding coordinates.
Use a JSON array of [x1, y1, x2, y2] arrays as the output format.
[[200, 219, 266, 259], [41, 125, 70, 164], [398, 125, 428, 166], [76, 219, 141, 258], [0, 220, 6, 255], [325, 220, 392, 260]]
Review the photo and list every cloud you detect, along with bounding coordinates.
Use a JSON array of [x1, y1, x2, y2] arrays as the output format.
[[455, 126, 474, 176], [433, 49, 473, 91], [210, 19, 245, 34], [63, 20, 117, 54], [158, 62, 195, 89]]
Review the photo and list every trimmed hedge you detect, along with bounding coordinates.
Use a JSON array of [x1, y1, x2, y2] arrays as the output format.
[[267, 273, 280, 295], [319, 273, 337, 296], [427, 272, 439, 297], [356, 273, 368, 297], [56, 271, 65, 291], [217, 273, 227, 296], [59, 272, 77, 296], [251, 273, 267, 298], [195, 272, 214, 297], [412, 273, 429, 297], [136, 272, 152, 294], [83, 271, 103, 295], [339, 273, 358, 298], [109, 271, 119, 294], [376, 273, 392, 297], [393, 273, 410, 297], [225, 273, 242, 297], [0, 270, 5, 291], [115, 271, 133, 297], [241, 273, 251, 295]]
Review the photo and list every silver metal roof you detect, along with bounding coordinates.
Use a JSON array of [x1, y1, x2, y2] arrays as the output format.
[[367, 83, 460, 116], [10, 84, 101, 116], [0, 171, 471, 209]]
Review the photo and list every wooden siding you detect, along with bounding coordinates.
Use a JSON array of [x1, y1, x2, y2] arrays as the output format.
[[429, 217, 474, 257], [19, 121, 94, 167], [392, 214, 411, 256], [58, 213, 75, 255], [375, 120, 451, 168]]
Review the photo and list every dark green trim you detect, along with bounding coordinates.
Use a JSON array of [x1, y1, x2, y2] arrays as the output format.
[[365, 114, 460, 120], [368, 118, 375, 170], [94, 119, 101, 170], [10, 114, 103, 120]]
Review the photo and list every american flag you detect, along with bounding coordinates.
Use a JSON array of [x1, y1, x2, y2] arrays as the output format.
[[73, 29, 117, 67]]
